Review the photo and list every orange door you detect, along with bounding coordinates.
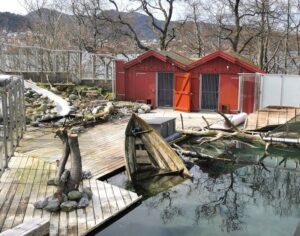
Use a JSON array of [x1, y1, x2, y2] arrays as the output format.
[[174, 73, 191, 112]]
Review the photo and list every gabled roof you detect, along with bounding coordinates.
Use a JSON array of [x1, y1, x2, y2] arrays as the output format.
[[124, 50, 190, 69], [124, 50, 265, 73], [188, 50, 265, 73], [160, 51, 193, 65]]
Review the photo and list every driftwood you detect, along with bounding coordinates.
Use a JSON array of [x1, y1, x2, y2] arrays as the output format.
[[66, 134, 83, 192], [181, 129, 266, 146], [53, 129, 83, 193]]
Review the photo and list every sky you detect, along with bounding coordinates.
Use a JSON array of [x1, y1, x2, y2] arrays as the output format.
[[0, 0, 27, 15], [0, 0, 187, 20]]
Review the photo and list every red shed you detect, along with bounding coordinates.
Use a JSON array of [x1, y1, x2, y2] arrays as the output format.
[[116, 50, 265, 113]]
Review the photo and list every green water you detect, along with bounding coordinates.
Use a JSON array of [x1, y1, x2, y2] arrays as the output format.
[[98, 142, 300, 236]]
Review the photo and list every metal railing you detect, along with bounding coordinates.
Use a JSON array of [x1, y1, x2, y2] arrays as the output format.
[[0, 75, 26, 173]]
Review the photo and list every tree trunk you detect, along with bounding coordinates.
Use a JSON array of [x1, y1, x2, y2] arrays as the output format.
[[66, 134, 83, 192], [55, 128, 70, 184]]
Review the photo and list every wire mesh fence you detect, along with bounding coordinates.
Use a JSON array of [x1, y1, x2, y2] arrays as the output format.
[[0, 44, 116, 81]]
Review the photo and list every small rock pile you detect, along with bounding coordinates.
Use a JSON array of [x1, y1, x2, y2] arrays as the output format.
[[34, 187, 93, 212], [25, 87, 57, 124]]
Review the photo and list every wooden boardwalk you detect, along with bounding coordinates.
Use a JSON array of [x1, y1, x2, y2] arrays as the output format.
[[16, 118, 128, 179], [0, 118, 142, 235]]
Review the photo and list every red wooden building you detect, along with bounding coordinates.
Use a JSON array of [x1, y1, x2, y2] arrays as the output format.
[[116, 50, 265, 113]]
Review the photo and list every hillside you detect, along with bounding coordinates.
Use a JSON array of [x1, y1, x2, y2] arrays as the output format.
[[0, 9, 162, 40]]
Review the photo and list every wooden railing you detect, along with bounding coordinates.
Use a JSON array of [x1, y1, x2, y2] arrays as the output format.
[[0, 75, 26, 173]]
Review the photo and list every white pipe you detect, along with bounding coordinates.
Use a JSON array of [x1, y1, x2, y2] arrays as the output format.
[[224, 112, 247, 128]]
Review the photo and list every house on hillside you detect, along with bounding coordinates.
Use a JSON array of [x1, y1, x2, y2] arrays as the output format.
[[115, 50, 265, 113]]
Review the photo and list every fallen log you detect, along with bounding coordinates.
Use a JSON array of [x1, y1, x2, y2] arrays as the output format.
[[180, 129, 266, 146]]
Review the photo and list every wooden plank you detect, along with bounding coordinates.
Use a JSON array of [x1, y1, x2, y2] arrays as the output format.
[[0, 156, 29, 231], [23, 160, 45, 222], [76, 183, 87, 235], [111, 185, 126, 210], [96, 181, 112, 220], [33, 161, 51, 219], [2, 157, 34, 231], [89, 180, 103, 224], [103, 183, 119, 214], [12, 158, 39, 227], [48, 164, 59, 236], [82, 179, 95, 230], [0, 218, 49, 236], [67, 209, 78, 236]]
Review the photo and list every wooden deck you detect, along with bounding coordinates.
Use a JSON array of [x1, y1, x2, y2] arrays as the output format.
[[244, 106, 300, 131], [16, 118, 128, 179], [0, 118, 142, 235]]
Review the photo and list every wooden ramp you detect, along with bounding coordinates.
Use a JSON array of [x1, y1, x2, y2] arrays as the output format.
[[244, 106, 300, 131], [0, 154, 141, 235]]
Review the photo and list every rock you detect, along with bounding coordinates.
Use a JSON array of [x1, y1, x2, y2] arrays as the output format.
[[69, 94, 77, 100], [62, 193, 68, 202], [40, 103, 48, 112], [68, 190, 82, 201], [138, 108, 145, 114], [47, 178, 56, 186], [141, 104, 151, 113], [60, 201, 78, 212], [34, 199, 48, 209], [77, 197, 89, 208], [44, 199, 60, 212], [82, 187, 93, 200], [82, 170, 92, 179]]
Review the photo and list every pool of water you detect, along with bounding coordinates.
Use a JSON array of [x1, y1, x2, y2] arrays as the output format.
[[97, 142, 300, 236]]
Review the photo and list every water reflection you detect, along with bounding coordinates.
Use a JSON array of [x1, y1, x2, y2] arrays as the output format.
[[102, 148, 300, 236]]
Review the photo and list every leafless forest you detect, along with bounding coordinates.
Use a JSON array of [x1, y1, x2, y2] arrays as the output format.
[[1, 0, 300, 74]]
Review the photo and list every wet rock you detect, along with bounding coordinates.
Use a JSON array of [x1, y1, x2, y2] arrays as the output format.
[[60, 201, 78, 212], [44, 199, 60, 212], [34, 199, 48, 209], [68, 190, 82, 201], [82, 187, 93, 200], [77, 197, 89, 208]]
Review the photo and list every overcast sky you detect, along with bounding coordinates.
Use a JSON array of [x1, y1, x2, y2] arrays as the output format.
[[0, 0, 27, 14], [0, 0, 187, 20]]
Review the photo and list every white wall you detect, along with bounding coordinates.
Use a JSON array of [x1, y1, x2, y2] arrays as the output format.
[[260, 74, 300, 108]]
